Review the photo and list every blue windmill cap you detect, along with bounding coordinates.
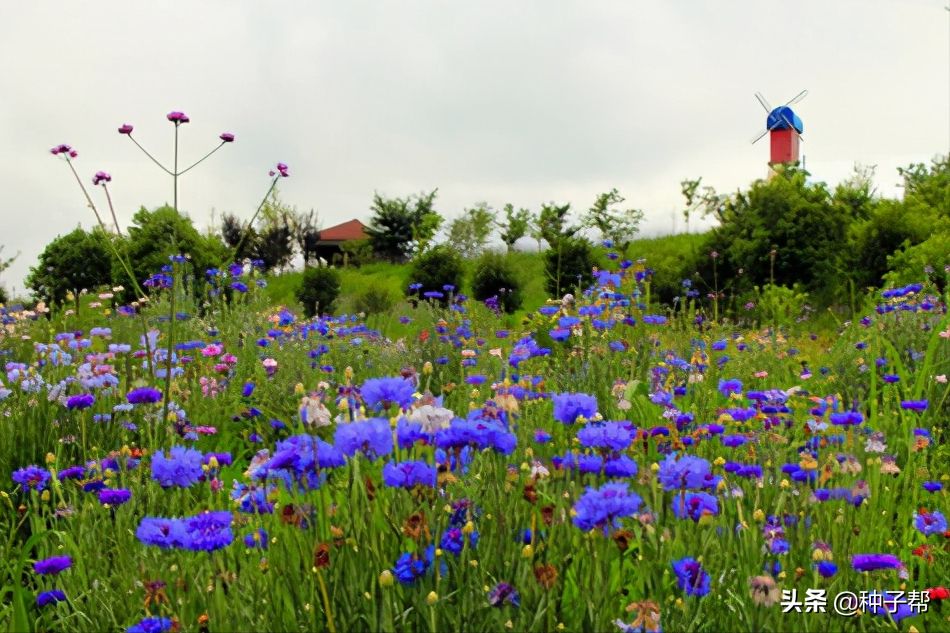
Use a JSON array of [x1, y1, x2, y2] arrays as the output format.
[[767, 106, 803, 133]]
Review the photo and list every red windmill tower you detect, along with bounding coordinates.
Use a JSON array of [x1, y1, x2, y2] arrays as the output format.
[[750, 90, 808, 168]]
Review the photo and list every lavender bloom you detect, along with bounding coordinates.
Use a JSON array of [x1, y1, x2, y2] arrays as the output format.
[[361, 377, 416, 410], [552, 392, 599, 424], [13, 465, 52, 491], [382, 460, 436, 488], [65, 393, 95, 410], [150, 446, 204, 488], [572, 482, 645, 532], [127, 387, 162, 404], [34, 556, 72, 575]]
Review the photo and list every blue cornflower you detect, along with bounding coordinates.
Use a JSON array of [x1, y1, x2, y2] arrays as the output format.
[[552, 392, 599, 424], [657, 454, 721, 491], [127, 616, 176, 633], [914, 509, 948, 536], [392, 546, 434, 585], [127, 387, 162, 405], [334, 418, 394, 461], [136, 517, 189, 549], [182, 511, 233, 552], [361, 377, 415, 410], [13, 465, 52, 491], [576, 422, 633, 452], [37, 589, 66, 607], [672, 557, 710, 597], [382, 460, 436, 488], [718, 379, 742, 397], [66, 393, 95, 410], [33, 556, 72, 575], [572, 482, 645, 532], [672, 492, 719, 522], [243, 528, 268, 549], [99, 489, 132, 505], [852, 554, 902, 572], [487, 582, 520, 607], [151, 446, 204, 488], [815, 561, 838, 578]]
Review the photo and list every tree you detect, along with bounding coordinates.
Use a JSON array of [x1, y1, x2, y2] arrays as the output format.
[[26, 228, 113, 315], [496, 204, 533, 252], [446, 203, 496, 259], [407, 244, 465, 303], [537, 201, 578, 248], [220, 213, 257, 262], [251, 212, 295, 274], [0, 245, 18, 304], [117, 205, 227, 304], [544, 236, 596, 298], [297, 266, 341, 318], [584, 189, 644, 252], [472, 251, 524, 313], [292, 209, 322, 267], [366, 190, 443, 263]]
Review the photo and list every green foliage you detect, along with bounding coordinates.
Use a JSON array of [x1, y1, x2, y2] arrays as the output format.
[[497, 203, 533, 251], [26, 228, 113, 313], [630, 233, 706, 306], [884, 232, 950, 289], [446, 203, 496, 259], [0, 245, 16, 305], [337, 239, 373, 267], [583, 189, 644, 252], [296, 265, 341, 317], [471, 251, 524, 314], [544, 236, 596, 298], [352, 283, 398, 316], [536, 201, 577, 248], [407, 244, 465, 299], [897, 154, 950, 214], [749, 283, 811, 327], [117, 205, 227, 304], [365, 190, 443, 263]]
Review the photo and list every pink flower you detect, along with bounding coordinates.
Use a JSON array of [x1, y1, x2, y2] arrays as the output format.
[[936, 375, 947, 384], [201, 344, 224, 357], [118, 124, 133, 135], [710, 251, 719, 259], [167, 111, 190, 124], [754, 371, 768, 378], [50, 144, 72, 155], [92, 171, 112, 186], [219, 133, 234, 142]]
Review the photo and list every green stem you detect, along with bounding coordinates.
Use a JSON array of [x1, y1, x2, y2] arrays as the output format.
[[230, 176, 281, 264], [161, 266, 178, 436]]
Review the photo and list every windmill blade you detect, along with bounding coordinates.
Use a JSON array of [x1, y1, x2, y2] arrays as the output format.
[[784, 90, 808, 107], [779, 114, 804, 140], [750, 128, 770, 144], [754, 92, 772, 113]]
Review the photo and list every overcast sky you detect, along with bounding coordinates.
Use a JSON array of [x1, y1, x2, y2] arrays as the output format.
[[2, 0, 949, 295]]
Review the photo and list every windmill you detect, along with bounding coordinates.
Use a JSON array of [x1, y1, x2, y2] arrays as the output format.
[[751, 90, 807, 167]]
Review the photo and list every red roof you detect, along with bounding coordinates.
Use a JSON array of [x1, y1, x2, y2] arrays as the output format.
[[318, 219, 368, 242]]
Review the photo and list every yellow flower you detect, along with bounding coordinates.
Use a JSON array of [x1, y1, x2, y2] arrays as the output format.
[[423, 362, 433, 374], [294, 383, 305, 395], [379, 570, 394, 587], [45, 453, 56, 465], [753, 509, 765, 521], [426, 591, 438, 605], [344, 366, 354, 379], [712, 456, 726, 466], [522, 544, 534, 558], [462, 521, 475, 535]]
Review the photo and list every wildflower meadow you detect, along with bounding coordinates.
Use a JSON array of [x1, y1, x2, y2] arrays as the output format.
[[4, 117, 950, 633]]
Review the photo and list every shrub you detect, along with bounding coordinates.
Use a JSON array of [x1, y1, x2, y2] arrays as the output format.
[[407, 245, 465, 300], [471, 252, 524, 314], [296, 266, 341, 318], [353, 283, 397, 316], [544, 237, 596, 298]]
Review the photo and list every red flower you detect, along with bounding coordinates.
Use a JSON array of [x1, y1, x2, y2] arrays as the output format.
[[927, 586, 950, 601]]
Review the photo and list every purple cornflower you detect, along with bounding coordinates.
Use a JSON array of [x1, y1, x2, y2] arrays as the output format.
[[552, 392, 599, 424], [98, 489, 132, 506], [914, 510, 948, 536], [866, 591, 919, 622], [923, 481, 943, 493], [572, 481, 645, 532], [671, 557, 711, 597], [672, 492, 719, 522], [66, 393, 95, 410], [34, 556, 71, 575], [37, 589, 66, 607], [150, 446, 204, 488], [900, 400, 928, 412], [382, 460, 436, 488], [361, 377, 416, 410], [487, 582, 520, 607], [127, 387, 162, 405], [13, 465, 52, 491], [852, 554, 902, 572], [718, 378, 743, 396]]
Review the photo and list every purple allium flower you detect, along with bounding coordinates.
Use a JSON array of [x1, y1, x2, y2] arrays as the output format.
[[98, 489, 131, 506], [166, 111, 189, 124], [361, 377, 415, 410], [13, 465, 52, 491], [127, 387, 162, 405], [118, 124, 133, 135], [487, 582, 520, 607], [852, 554, 902, 572], [672, 492, 719, 522], [572, 481, 645, 532], [33, 556, 72, 575], [671, 557, 711, 597], [150, 446, 204, 488], [552, 392, 599, 424], [65, 393, 95, 410], [220, 132, 234, 142], [127, 616, 176, 633], [92, 171, 112, 186], [37, 589, 66, 607], [914, 510, 948, 536], [382, 460, 436, 488]]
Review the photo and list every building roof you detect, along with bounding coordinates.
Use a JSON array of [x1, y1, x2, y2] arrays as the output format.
[[318, 219, 368, 242]]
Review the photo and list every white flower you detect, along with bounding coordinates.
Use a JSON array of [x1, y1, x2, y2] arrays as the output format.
[[407, 404, 454, 433], [300, 397, 332, 428]]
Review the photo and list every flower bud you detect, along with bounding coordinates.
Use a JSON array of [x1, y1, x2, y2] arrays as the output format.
[[426, 591, 438, 605], [379, 570, 394, 587]]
